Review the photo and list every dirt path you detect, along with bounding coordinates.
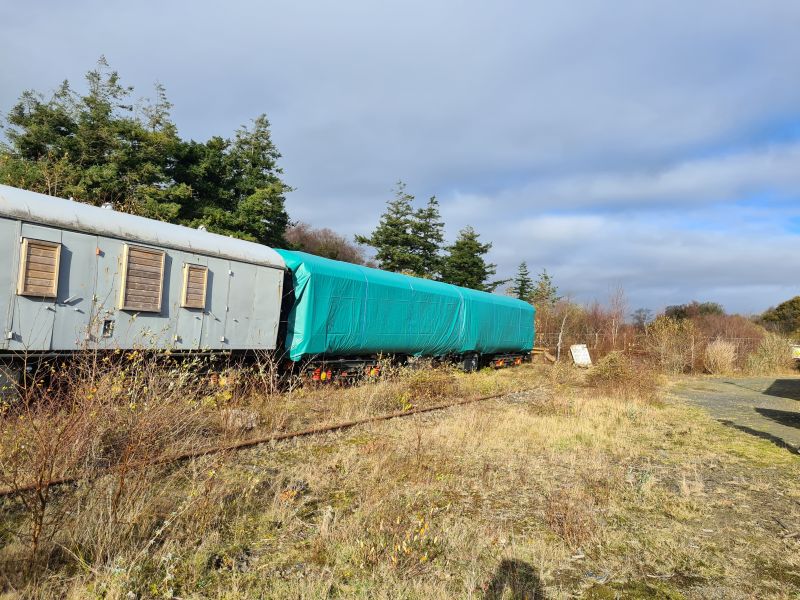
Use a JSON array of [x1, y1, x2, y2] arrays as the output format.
[[671, 376, 800, 453]]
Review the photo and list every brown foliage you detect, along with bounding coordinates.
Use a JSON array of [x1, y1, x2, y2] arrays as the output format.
[[545, 487, 597, 548], [744, 333, 795, 375], [0, 352, 233, 580], [586, 351, 662, 402], [286, 222, 371, 265], [703, 340, 737, 375]]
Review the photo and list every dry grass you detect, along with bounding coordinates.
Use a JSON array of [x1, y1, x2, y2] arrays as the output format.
[[646, 317, 697, 375], [586, 351, 663, 403], [1, 358, 799, 599], [703, 339, 737, 375], [0, 354, 545, 592], [744, 332, 796, 375], [0, 352, 229, 578], [637, 318, 796, 377]]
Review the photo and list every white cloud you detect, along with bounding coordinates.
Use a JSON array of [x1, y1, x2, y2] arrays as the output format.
[[479, 212, 800, 313], [507, 143, 800, 209], [432, 141, 800, 228]]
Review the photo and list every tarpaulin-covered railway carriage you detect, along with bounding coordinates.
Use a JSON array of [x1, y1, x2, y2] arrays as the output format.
[[0, 185, 534, 386], [277, 250, 535, 377]]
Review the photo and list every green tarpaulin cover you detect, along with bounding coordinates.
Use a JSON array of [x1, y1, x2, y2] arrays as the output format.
[[277, 250, 535, 361]]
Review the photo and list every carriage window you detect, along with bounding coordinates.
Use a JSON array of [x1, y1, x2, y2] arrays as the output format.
[[181, 264, 208, 309], [119, 244, 165, 312], [17, 238, 61, 298]]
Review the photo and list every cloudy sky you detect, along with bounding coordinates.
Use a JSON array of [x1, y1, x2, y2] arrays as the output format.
[[2, 1, 799, 314]]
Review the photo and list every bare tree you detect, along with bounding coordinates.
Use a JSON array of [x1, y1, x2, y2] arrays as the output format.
[[609, 287, 627, 350], [286, 222, 372, 265]]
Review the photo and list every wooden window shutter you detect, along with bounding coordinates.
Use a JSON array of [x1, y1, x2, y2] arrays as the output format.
[[119, 244, 165, 312], [181, 264, 208, 309], [17, 238, 61, 298]]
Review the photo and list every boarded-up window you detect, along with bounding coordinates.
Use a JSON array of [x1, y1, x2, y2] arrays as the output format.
[[181, 264, 208, 309], [17, 238, 61, 298], [119, 244, 165, 312]]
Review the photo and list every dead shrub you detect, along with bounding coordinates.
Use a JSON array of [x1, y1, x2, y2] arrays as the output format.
[[703, 339, 737, 375], [544, 487, 597, 548], [0, 350, 226, 584], [389, 368, 460, 410], [586, 351, 661, 402], [646, 317, 696, 374], [586, 351, 630, 384], [744, 333, 795, 375], [285, 222, 371, 265]]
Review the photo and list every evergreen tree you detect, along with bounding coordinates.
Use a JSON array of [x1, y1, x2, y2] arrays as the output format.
[[411, 195, 444, 278], [664, 301, 725, 320], [507, 261, 534, 302], [440, 226, 501, 291], [0, 57, 191, 219], [760, 296, 800, 334], [355, 182, 422, 274], [531, 269, 559, 308], [0, 59, 291, 247], [175, 116, 291, 245]]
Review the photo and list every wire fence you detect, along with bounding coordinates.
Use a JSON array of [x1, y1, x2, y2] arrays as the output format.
[[535, 331, 766, 364]]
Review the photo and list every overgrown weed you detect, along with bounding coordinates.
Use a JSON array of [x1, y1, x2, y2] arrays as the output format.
[[586, 351, 662, 403], [744, 332, 796, 375]]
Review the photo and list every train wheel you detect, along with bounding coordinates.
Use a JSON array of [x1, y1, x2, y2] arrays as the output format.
[[462, 353, 479, 373]]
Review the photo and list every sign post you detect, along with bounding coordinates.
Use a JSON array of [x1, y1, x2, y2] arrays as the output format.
[[570, 344, 592, 368]]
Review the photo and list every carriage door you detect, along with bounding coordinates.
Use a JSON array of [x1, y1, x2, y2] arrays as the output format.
[[9, 224, 61, 351], [0, 219, 18, 351], [52, 230, 98, 350], [200, 257, 230, 350]]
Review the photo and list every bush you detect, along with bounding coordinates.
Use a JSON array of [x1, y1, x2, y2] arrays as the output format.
[[586, 351, 631, 384], [0, 351, 233, 580], [703, 340, 737, 374], [744, 333, 795, 375], [646, 317, 696, 374], [586, 351, 661, 403]]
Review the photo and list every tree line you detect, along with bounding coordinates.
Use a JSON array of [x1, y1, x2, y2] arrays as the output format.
[[354, 181, 503, 291], [1, 60, 559, 299], [0, 58, 289, 247]]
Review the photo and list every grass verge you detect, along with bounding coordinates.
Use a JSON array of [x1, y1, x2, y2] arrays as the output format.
[[1, 360, 798, 599]]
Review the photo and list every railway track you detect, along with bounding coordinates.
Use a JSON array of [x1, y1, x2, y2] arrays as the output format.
[[0, 390, 516, 498]]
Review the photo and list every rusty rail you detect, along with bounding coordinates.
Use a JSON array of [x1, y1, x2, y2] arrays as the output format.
[[0, 391, 511, 498]]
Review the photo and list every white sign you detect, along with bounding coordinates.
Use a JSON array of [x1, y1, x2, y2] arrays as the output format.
[[570, 344, 592, 367]]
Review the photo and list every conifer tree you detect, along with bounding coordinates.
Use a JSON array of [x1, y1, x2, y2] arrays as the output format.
[[440, 226, 502, 291], [411, 196, 444, 278], [508, 261, 534, 302], [531, 268, 560, 308], [761, 296, 800, 334], [0, 59, 291, 247], [355, 182, 419, 273], [356, 182, 445, 277]]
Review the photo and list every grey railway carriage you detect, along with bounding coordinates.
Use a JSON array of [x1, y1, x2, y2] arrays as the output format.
[[0, 185, 286, 364]]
